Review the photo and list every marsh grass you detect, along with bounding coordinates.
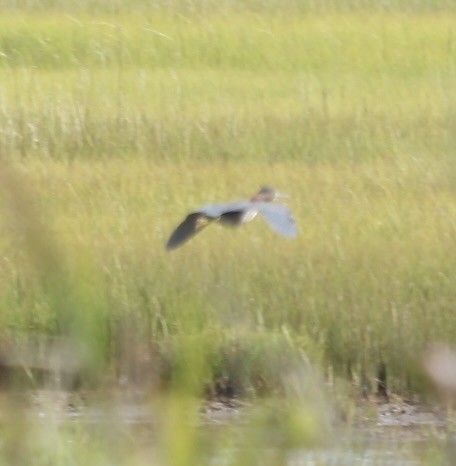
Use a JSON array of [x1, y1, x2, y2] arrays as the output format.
[[0, 11, 454, 163], [0, 2, 454, 391], [2, 155, 455, 395], [0, 2, 454, 463]]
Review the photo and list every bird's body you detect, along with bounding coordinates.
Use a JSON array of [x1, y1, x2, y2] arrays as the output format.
[[166, 187, 297, 250]]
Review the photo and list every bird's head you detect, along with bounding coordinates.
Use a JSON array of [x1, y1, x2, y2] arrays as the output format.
[[251, 186, 289, 202]]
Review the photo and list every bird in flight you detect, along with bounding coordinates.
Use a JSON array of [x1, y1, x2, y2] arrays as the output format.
[[166, 186, 297, 250]]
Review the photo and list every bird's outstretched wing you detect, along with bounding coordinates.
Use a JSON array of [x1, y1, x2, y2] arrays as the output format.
[[256, 203, 297, 238], [166, 212, 214, 250]]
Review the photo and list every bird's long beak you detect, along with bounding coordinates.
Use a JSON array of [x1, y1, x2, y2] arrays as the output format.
[[274, 191, 290, 200]]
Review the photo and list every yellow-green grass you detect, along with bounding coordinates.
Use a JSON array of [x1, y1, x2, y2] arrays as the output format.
[[0, 11, 454, 164], [0, 6, 454, 398], [1, 0, 456, 14], [1, 156, 455, 394]]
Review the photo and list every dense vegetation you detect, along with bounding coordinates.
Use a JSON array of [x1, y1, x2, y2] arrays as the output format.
[[0, 1, 454, 463]]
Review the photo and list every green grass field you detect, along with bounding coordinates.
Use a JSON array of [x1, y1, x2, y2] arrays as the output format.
[[0, 1, 455, 463]]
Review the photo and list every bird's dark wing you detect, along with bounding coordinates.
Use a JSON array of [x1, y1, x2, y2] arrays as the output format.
[[198, 201, 250, 227], [256, 203, 297, 238], [166, 212, 214, 250]]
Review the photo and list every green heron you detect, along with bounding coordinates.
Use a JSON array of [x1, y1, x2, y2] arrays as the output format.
[[166, 186, 297, 250]]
